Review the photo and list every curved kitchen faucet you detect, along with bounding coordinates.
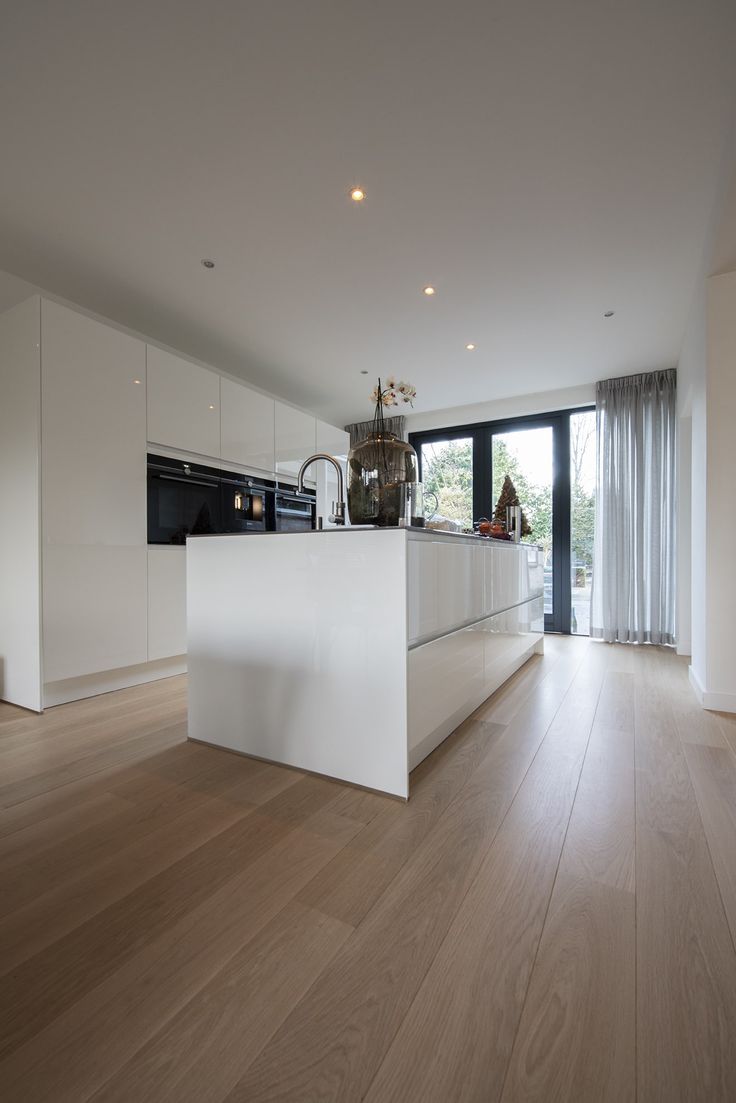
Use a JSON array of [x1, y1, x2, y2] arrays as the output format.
[[297, 453, 346, 527]]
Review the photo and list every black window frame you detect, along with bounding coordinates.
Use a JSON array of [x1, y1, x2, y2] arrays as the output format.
[[410, 405, 594, 634]]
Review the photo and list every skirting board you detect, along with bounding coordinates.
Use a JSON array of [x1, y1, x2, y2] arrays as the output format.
[[44, 656, 187, 708], [688, 665, 736, 714]]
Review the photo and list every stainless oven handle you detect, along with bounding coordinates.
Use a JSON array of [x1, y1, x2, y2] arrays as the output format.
[[153, 474, 220, 489]]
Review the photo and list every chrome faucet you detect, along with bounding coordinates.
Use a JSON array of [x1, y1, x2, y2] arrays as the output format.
[[297, 453, 346, 527]]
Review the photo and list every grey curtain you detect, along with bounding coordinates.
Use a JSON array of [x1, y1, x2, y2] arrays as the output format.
[[344, 414, 406, 448], [590, 369, 676, 645]]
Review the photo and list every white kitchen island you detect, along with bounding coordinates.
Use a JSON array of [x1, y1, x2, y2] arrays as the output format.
[[187, 528, 544, 798]]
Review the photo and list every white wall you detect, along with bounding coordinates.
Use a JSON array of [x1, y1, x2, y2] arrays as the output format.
[[0, 297, 42, 710], [676, 278, 707, 662], [677, 139, 736, 707], [404, 383, 595, 435], [704, 272, 736, 705]]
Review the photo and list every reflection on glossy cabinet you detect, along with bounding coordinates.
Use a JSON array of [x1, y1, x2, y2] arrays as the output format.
[[275, 402, 316, 484], [41, 300, 147, 547], [147, 345, 221, 457], [220, 378, 275, 473]]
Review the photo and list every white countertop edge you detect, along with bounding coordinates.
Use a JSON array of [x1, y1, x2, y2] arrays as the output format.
[[185, 528, 542, 550]]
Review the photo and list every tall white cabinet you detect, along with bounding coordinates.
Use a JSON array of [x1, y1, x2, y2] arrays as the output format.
[[41, 302, 148, 684]]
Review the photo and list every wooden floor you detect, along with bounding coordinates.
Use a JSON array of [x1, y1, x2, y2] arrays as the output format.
[[1, 638, 736, 1102]]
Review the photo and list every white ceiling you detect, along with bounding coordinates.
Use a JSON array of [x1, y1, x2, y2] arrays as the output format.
[[1, 0, 735, 426]]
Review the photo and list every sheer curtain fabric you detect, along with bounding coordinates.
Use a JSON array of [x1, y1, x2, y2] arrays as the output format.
[[590, 369, 676, 645]]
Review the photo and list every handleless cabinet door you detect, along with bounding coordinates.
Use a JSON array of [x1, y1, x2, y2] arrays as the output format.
[[41, 300, 147, 546], [220, 378, 275, 473], [43, 545, 148, 682], [147, 345, 221, 458], [148, 547, 187, 660], [40, 300, 148, 682], [275, 402, 316, 484]]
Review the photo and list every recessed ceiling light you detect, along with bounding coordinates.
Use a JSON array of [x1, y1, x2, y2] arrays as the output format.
[[465, 343, 476, 351], [423, 286, 436, 296], [133, 378, 142, 384], [350, 187, 366, 202], [604, 310, 614, 317], [360, 370, 369, 375], [201, 259, 215, 269], [208, 404, 215, 410]]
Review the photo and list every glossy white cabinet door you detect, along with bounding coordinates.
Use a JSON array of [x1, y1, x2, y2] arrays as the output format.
[[220, 378, 275, 474], [41, 300, 147, 546], [148, 547, 187, 660], [147, 345, 220, 458], [408, 538, 438, 644], [43, 545, 148, 682], [435, 539, 483, 636], [275, 402, 316, 484], [408, 595, 544, 768]]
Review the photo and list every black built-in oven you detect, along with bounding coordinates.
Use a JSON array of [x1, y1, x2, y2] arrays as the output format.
[[147, 454, 275, 543], [148, 455, 223, 544], [274, 487, 316, 532]]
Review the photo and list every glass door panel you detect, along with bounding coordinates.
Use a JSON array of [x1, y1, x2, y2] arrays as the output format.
[[491, 427, 554, 615], [570, 409, 596, 635], [420, 438, 473, 529]]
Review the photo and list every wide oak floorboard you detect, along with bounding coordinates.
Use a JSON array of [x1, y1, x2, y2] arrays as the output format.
[[500, 669, 636, 1103], [634, 650, 736, 1102]]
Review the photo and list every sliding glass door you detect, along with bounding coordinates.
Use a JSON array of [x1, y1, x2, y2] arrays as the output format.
[[411, 407, 594, 634]]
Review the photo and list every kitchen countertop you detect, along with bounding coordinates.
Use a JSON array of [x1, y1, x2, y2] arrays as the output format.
[[189, 526, 541, 549]]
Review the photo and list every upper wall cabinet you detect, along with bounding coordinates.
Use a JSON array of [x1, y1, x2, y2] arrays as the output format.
[[147, 346, 221, 458], [41, 300, 147, 547], [275, 401, 316, 483], [220, 378, 275, 474]]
